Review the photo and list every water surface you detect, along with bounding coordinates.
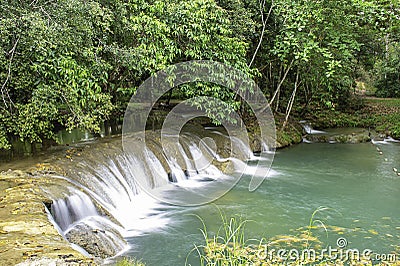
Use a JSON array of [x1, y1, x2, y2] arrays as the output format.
[[121, 142, 400, 265]]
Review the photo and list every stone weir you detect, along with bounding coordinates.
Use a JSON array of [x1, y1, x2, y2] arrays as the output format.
[[0, 124, 275, 264]]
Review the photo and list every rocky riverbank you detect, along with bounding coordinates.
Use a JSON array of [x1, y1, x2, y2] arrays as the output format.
[[305, 97, 400, 140], [273, 97, 400, 147], [302, 127, 372, 144], [0, 170, 96, 265]]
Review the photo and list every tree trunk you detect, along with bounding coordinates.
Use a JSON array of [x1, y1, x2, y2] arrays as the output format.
[[282, 70, 300, 130]]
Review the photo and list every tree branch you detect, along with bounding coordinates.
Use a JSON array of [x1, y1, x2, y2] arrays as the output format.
[[255, 59, 294, 116], [248, 0, 274, 68], [1, 38, 19, 112], [282, 69, 301, 129], [269, 58, 294, 106]]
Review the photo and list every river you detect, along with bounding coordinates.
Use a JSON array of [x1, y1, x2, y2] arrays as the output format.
[[118, 142, 400, 265], [1, 129, 399, 265]]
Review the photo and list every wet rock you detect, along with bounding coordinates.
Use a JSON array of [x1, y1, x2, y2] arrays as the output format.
[[0, 171, 95, 265], [65, 223, 125, 259], [304, 128, 371, 144], [15, 257, 84, 266]]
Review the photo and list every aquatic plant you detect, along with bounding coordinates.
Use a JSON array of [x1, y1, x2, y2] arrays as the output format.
[[189, 207, 398, 266], [115, 257, 146, 266]]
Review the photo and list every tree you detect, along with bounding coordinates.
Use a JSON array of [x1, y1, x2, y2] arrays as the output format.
[[248, 0, 362, 126], [375, 43, 400, 97], [0, 0, 250, 150]]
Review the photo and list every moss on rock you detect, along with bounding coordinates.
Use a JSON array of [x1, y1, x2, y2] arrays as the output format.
[[0, 171, 96, 265]]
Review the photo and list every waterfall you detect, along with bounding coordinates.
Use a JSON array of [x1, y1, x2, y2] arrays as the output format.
[[300, 121, 326, 134], [46, 125, 273, 257], [372, 136, 400, 145], [51, 190, 98, 231]]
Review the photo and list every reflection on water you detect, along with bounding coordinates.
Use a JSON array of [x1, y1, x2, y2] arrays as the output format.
[[0, 121, 122, 164], [0, 109, 170, 162]]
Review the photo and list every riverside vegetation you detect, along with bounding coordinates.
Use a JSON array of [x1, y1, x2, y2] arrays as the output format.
[[1, 0, 399, 151], [305, 98, 400, 140], [192, 213, 400, 266], [1, 0, 400, 265], [115, 209, 400, 265]]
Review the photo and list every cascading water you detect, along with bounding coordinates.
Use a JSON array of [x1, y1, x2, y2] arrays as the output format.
[[300, 121, 326, 135], [372, 136, 400, 145], [51, 190, 98, 231], [45, 125, 274, 258]]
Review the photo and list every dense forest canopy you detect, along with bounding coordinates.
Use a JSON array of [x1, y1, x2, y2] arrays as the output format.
[[0, 0, 399, 150]]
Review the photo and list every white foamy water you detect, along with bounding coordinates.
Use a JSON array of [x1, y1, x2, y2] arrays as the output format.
[[47, 129, 277, 257], [303, 124, 326, 134]]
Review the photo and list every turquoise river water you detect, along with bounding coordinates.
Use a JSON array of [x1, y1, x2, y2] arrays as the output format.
[[120, 142, 400, 265]]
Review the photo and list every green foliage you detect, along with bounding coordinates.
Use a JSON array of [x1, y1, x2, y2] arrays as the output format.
[[0, 118, 11, 150], [115, 257, 145, 266], [189, 212, 255, 265], [375, 43, 400, 97], [355, 0, 400, 97], [190, 208, 381, 265], [1, 0, 399, 150], [32, 54, 113, 132], [306, 98, 400, 139], [0, 0, 115, 148], [375, 113, 400, 139], [0, 0, 249, 150], [369, 98, 400, 138]]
